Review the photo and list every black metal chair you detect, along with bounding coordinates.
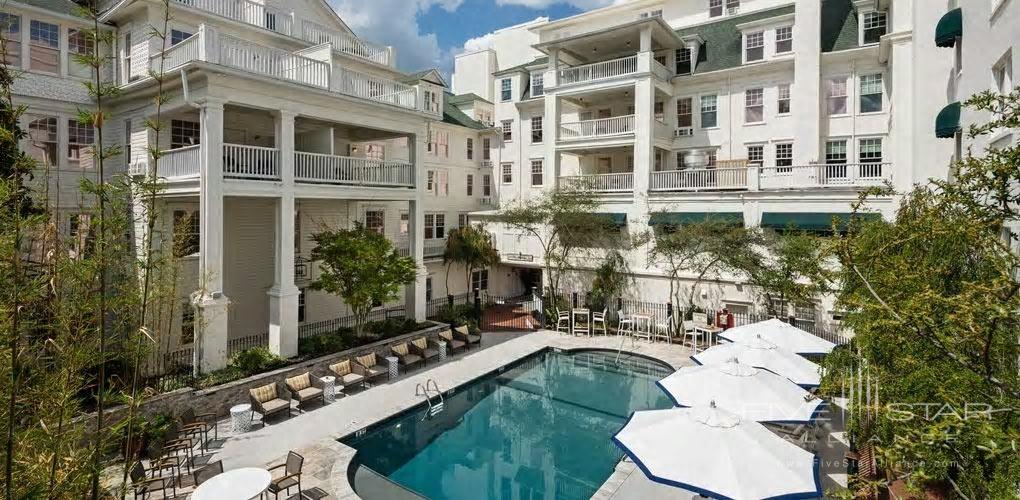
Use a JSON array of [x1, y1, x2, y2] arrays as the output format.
[[129, 461, 175, 499], [266, 451, 304, 499]]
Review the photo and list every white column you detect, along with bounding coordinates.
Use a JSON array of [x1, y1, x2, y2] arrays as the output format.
[[792, 0, 822, 164], [194, 99, 230, 372], [544, 94, 561, 189], [404, 133, 426, 321], [268, 110, 299, 358], [633, 77, 655, 203]]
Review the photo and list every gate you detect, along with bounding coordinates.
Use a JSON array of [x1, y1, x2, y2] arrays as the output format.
[[479, 291, 542, 332]]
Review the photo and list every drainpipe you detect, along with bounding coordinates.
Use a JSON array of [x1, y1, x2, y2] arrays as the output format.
[[181, 69, 201, 110]]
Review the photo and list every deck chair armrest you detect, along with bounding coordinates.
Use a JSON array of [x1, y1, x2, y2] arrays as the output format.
[[194, 411, 217, 422], [310, 376, 325, 390], [267, 463, 287, 472], [276, 382, 292, 401]]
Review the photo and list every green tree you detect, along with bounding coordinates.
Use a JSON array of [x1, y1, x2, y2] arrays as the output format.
[[589, 249, 631, 311], [310, 223, 418, 337], [443, 224, 498, 295]]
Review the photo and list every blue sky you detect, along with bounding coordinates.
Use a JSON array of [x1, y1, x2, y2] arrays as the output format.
[[328, 0, 623, 78]]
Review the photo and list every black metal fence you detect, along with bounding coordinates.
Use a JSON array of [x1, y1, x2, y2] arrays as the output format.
[[425, 292, 473, 321], [297, 306, 406, 340]]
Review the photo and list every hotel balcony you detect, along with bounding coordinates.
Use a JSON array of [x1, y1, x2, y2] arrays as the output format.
[[396, 238, 446, 260], [560, 172, 634, 193], [649, 163, 893, 193], [559, 115, 636, 141]]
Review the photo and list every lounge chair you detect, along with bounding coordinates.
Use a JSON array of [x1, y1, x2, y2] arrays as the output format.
[[354, 352, 388, 384], [266, 451, 304, 499], [391, 342, 423, 370], [328, 359, 366, 390], [454, 325, 481, 348], [409, 336, 439, 365], [285, 372, 325, 409], [249, 382, 292, 421], [438, 329, 465, 353], [129, 461, 175, 499], [193, 460, 223, 486]]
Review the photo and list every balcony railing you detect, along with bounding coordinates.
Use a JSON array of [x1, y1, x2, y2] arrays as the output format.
[[152, 33, 202, 72], [560, 172, 634, 192], [129, 145, 201, 179], [480, 160, 494, 169], [301, 21, 390, 66], [650, 167, 748, 192], [650, 57, 674, 81], [649, 163, 893, 192], [223, 144, 280, 180], [332, 67, 417, 109], [396, 239, 447, 259], [558, 56, 637, 85], [560, 115, 635, 140], [220, 34, 330, 88], [171, 0, 293, 35], [294, 152, 414, 187]]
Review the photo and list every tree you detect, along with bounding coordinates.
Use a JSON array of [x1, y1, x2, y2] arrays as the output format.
[[310, 224, 418, 337], [589, 249, 631, 311], [822, 88, 1020, 497], [442, 224, 498, 295]]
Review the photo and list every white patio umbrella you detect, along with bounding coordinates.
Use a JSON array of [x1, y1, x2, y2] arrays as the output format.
[[613, 405, 821, 500], [657, 361, 825, 423], [693, 337, 822, 388], [719, 318, 836, 355]]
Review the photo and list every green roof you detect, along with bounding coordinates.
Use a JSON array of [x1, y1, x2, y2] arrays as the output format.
[[493, 57, 548, 77], [447, 93, 492, 106], [935, 8, 962, 48], [16, 0, 86, 17], [935, 101, 962, 138], [442, 92, 489, 130], [761, 212, 881, 233], [820, 0, 860, 52], [399, 69, 447, 87], [649, 212, 744, 227]]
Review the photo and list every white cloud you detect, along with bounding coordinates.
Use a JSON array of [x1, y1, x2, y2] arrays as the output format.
[[494, 0, 629, 9]]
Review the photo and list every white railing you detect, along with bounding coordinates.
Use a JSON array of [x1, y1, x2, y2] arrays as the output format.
[[651, 57, 674, 81], [560, 173, 634, 192], [294, 152, 414, 187], [480, 196, 495, 207], [650, 168, 749, 191], [223, 144, 280, 180], [558, 55, 638, 85], [332, 67, 417, 110], [150, 33, 201, 73], [560, 115, 635, 140], [758, 163, 892, 190], [302, 22, 390, 66], [480, 160, 494, 168], [396, 239, 447, 259], [129, 145, 201, 179], [172, 0, 293, 35], [220, 35, 330, 89]]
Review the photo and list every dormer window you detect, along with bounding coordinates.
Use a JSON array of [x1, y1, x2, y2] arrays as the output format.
[[677, 47, 692, 74], [709, 0, 739, 18], [775, 26, 793, 54], [500, 78, 512, 102], [744, 32, 764, 63], [531, 73, 544, 97], [861, 11, 887, 45]]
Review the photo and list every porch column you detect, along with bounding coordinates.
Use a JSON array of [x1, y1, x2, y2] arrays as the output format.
[[268, 110, 299, 358], [404, 133, 426, 321], [194, 99, 230, 372], [544, 94, 561, 189]]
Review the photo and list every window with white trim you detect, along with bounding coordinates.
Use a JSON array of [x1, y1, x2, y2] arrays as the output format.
[[700, 95, 717, 128], [860, 74, 883, 113], [709, 0, 740, 17], [744, 88, 764, 123], [426, 170, 435, 192], [467, 174, 474, 196], [777, 84, 791, 114], [365, 209, 385, 234], [424, 213, 445, 239], [530, 159, 543, 186], [471, 269, 489, 291], [500, 78, 512, 102], [501, 120, 512, 142], [677, 47, 692, 74], [365, 143, 384, 161], [744, 32, 764, 63], [437, 170, 449, 196], [531, 73, 544, 97], [170, 29, 193, 45], [531, 116, 543, 143], [747, 144, 764, 167], [0, 14, 22, 67], [466, 138, 473, 160], [171, 119, 200, 148], [501, 163, 512, 184], [298, 290, 306, 323], [826, 77, 848, 115], [825, 140, 847, 164], [775, 26, 793, 54], [859, 138, 883, 164], [68, 29, 93, 78], [654, 102, 665, 122], [458, 213, 469, 227], [482, 137, 491, 160], [400, 211, 409, 235], [861, 11, 887, 45], [68, 120, 94, 167], [173, 210, 200, 257], [775, 143, 793, 172], [26, 116, 58, 166], [424, 89, 440, 113], [677, 97, 693, 127], [29, 20, 59, 73], [482, 174, 491, 196]]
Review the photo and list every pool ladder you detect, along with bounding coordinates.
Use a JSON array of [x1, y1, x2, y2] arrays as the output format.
[[416, 379, 444, 421]]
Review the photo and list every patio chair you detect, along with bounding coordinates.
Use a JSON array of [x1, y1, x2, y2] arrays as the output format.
[[285, 372, 325, 409], [354, 352, 389, 384], [654, 315, 673, 344], [438, 329, 466, 353], [592, 309, 608, 336], [129, 461, 176, 499], [328, 359, 366, 390], [555, 310, 570, 334], [453, 325, 481, 348], [391, 342, 424, 370], [157, 422, 199, 464], [409, 336, 439, 365], [682, 313, 711, 352], [193, 460, 223, 486], [177, 408, 217, 451], [147, 428, 194, 478], [266, 451, 304, 499], [617, 310, 633, 336], [249, 382, 292, 421]]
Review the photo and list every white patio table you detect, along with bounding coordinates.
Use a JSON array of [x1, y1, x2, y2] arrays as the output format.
[[191, 467, 271, 500]]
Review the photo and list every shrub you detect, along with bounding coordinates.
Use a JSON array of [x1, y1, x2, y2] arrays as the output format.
[[435, 304, 475, 327], [229, 346, 285, 375], [298, 331, 352, 358]]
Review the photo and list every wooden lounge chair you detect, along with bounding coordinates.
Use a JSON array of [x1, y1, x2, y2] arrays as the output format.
[[177, 408, 217, 451], [409, 336, 439, 365], [328, 359, 366, 390], [249, 382, 292, 421], [454, 325, 481, 348], [438, 329, 465, 353], [129, 461, 176, 499], [354, 352, 388, 384], [391, 342, 423, 370], [285, 372, 324, 409], [266, 451, 304, 499]]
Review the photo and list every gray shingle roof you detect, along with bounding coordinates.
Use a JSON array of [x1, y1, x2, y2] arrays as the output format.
[[442, 92, 490, 130], [820, 0, 860, 53], [493, 56, 548, 77], [448, 93, 492, 106], [15, 0, 86, 17]]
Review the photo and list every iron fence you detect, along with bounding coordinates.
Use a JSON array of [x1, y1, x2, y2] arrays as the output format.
[[297, 306, 406, 340], [425, 292, 473, 320], [227, 332, 269, 356]]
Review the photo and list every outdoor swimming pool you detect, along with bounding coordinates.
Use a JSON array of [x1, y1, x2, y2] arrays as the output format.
[[341, 349, 674, 499]]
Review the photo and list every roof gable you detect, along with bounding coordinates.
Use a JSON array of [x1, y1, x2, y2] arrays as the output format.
[[442, 92, 489, 130], [674, 5, 796, 74], [820, 0, 860, 53], [400, 69, 448, 87]]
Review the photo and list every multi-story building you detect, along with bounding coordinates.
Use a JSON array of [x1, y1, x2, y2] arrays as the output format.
[[456, 0, 1017, 328]]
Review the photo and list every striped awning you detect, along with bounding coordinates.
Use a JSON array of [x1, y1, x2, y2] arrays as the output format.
[[935, 8, 962, 48], [649, 212, 744, 227], [760, 212, 881, 233], [935, 101, 962, 138]]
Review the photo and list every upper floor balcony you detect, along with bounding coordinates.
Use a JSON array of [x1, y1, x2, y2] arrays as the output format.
[[649, 163, 893, 193], [560, 172, 634, 193], [560, 115, 636, 141]]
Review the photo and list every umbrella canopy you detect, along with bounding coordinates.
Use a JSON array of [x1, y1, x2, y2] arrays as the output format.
[[613, 406, 821, 500], [719, 319, 836, 355], [657, 361, 825, 423], [693, 337, 822, 388]]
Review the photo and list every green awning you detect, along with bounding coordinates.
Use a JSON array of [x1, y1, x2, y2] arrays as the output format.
[[761, 212, 881, 233], [935, 101, 962, 138], [935, 8, 962, 48], [596, 213, 627, 227], [649, 212, 744, 227]]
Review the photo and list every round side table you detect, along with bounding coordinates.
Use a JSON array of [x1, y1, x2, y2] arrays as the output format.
[[386, 356, 399, 379], [321, 376, 337, 403], [437, 340, 448, 362], [230, 404, 252, 434]]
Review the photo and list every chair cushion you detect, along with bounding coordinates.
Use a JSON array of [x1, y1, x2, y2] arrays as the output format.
[[392, 343, 409, 356], [438, 330, 453, 342], [399, 354, 422, 365], [365, 366, 386, 378], [250, 383, 276, 403], [411, 337, 428, 351], [423, 347, 439, 358], [467, 334, 481, 343], [260, 398, 289, 414], [450, 339, 466, 348], [341, 373, 365, 385], [295, 387, 322, 401], [330, 360, 351, 376], [454, 325, 470, 336], [286, 373, 311, 392], [356, 353, 377, 368]]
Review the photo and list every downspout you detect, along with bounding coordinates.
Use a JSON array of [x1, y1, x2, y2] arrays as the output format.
[[181, 69, 200, 109]]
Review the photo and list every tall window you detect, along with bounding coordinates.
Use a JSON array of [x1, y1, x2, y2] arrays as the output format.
[[747, 145, 764, 167], [29, 20, 59, 73], [399, 211, 409, 235], [677, 97, 693, 127], [365, 144, 384, 161], [826, 77, 848, 115], [745, 88, 764, 123], [180, 302, 195, 344], [27, 116, 58, 166], [501, 120, 512, 142], [437, 170, 449, 196], [424, 213, 445, 239], [500, 78, 512, 102], [482, 174, 491, 196], [458, 213, 469, 227], [775, 143, 793, 173], [859, 138, 883, 163], [700, 95, 717, 128], [297, 290, 305, 323], [466, 138, 474, 160], [654, 102, 665, 122], [530, 160, 543, 186], [0, 14, 21, 67], [531, 116, 543, 143], [426, 170, 435, 192], [709, 0, 739, 17], [425, 277, 433, 301], [471, 269, 489, 291], [170, 29, 193, 45], [68, 119, 94, 167], [861, 11, 887, 45], [466, 174, 474, 196], [424, 89, 440, 113], [531, 73, 544, 97], [775, 26, 793, 54], [859, 74, 883, 113], [365, 210, 385, 234], [68, 29, 93, 78], [482, 137, 491, 160], [677, 47, 692, 74], [777, 84, 791, 114], [744, 32, 764, 62], [825, 140, 848, 179], [173, 210, 199, 257], [171, 119, 200, 148], [501, 163, 512, 184]]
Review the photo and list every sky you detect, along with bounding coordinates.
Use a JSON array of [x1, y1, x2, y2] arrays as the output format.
[[327, 0, 630, 79]]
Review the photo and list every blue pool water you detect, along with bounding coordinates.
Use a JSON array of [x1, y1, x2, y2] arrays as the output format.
[[341, 349, 674, 500]]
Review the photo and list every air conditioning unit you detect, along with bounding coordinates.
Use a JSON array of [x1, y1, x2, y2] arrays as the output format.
[[726, 6, 740, 15], [674, 127, 694, 137]]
